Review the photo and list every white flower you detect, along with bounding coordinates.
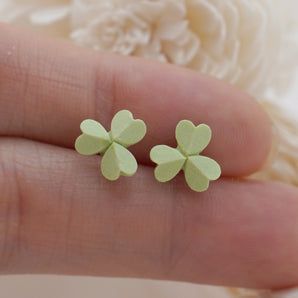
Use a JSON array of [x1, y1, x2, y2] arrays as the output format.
[[68, 0, 298, 101], [71, 2, 151, 56], [1, 0, 296, 100], [70, 0, 199, 65]]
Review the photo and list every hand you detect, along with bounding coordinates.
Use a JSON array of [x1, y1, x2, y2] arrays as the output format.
[[0, 23, 297, 291]]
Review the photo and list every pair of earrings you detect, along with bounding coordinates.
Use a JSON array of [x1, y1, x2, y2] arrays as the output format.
[[75, 110, 221, 192]]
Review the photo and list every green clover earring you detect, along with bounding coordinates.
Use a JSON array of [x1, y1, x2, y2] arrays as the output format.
[[75, 110, 147, 180], [150, 120, 221, 192]]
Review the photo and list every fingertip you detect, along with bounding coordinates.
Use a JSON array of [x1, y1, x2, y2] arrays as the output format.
[[205, 86, 273, 177], [246, 99, 273, 174]]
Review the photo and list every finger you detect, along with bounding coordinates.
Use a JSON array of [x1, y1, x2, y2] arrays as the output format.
[[1, 138, 297, 290], [0, 23, 271, 176]]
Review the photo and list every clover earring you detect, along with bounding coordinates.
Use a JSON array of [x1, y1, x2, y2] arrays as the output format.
[[75, 110, 146, 180], [150, 120, 221, 192]]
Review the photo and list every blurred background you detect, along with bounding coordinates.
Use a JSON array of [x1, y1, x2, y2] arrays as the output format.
[[0, 276, 234, 298]]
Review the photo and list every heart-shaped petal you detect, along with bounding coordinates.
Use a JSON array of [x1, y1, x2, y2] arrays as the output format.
[[188, 155, 221, 180], [176, 120, 211, 156], [80, 119, 110, 139], [110, 110, 147, 147], [184, 155, 221, 192], [101, 142, 137, 181], [150, 145, 186, 182], [75, 119, 111, 155], [75, 134, 111, 155], [184, 158, 210, 192]]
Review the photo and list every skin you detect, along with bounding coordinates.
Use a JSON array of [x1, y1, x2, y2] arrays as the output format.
[[0, 22, 298, 290]]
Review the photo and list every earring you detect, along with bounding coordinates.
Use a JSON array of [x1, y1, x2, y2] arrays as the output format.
[[150, 120, 221, 192], [75, 110, 147, 181]]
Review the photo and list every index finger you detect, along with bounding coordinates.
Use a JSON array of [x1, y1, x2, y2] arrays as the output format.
[[0, 23, 272, 176]]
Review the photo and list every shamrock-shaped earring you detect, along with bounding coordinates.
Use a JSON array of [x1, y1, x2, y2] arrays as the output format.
[[75, 110, 146, 180], [150, 120, 221, 192]]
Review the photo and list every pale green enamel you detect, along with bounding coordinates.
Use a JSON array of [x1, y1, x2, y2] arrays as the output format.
[[188, 155, 221, 180], [150, 145, 186, 182], [101, 142, 137, 181], [110, 110, 147, 147], [176, 120, 211, 155], [184, 158, 210, 192], [75, 119, 111, 155], [150, 121, 221, 192], [75, 134, 111, 155], [81, 119, 110, 139], [75, 110, 146, 180]]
